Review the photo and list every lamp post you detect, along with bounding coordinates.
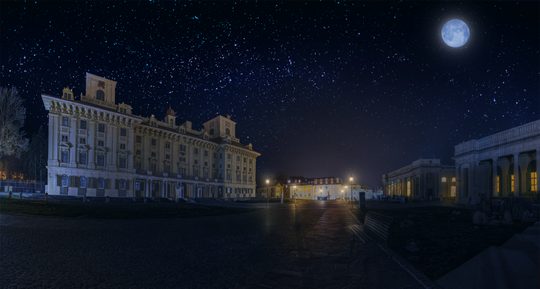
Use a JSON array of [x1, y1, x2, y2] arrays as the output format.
[[265, 179, 270, 208], [349, 176, 354, 208], [293, 185, 297, 205]]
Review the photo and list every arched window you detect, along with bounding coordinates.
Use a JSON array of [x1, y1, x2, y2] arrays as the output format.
[[96, 89, 105, 101]]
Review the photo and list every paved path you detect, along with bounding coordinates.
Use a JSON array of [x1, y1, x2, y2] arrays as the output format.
[[0, 200, 423, 289]]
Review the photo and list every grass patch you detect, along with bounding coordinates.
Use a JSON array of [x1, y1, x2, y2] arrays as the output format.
[[371, 206, 531, 279], [0, 198, 254, 219]]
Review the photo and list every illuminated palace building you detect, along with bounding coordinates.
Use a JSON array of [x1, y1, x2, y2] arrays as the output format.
[[382, 159, 456, 200], [41, 73, 260, 199], [454, 120, 540, 204]]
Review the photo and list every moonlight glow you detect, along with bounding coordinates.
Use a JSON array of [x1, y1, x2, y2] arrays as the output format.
[[441, 19, 470, 48]]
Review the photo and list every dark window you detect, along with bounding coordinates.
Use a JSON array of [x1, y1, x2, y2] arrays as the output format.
[[97, 154, 105, 166], [136, 135, 142, 143], [62, 116, 70, 127], [61, 149, 69, 163], [96, 89, 105, 101], [119, 156, 127, 168], [120, 128, 127, 136], [80, 176, 87, 188], [98, 123, 105, 133], [98, 178, 105, 189], [151, 138, 157, 146], [78, 151, 87, 165], [80, 120, 87, 130]]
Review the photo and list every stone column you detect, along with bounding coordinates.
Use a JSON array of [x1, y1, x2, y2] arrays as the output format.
[[108, 125, 117, 169], [88, 120, 96, 169], [162, 180, 167, 198], [536, 149, 540, 193], [127, 127, 134, 171], [48, 114, 57, 163], [492, 158, 498, 197], [513, 153, 520, 196], [69, 117, 77, 166], [145, 179, 150, 198]]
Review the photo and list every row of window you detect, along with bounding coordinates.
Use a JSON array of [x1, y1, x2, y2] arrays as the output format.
[[61, 117, 128, 136], [59, 175, 130, 190], [496, 172, 538, 193], [59, 149, 128, 169]]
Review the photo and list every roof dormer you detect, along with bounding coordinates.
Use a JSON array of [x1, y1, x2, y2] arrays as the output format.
[[81, 73, 117, 109]]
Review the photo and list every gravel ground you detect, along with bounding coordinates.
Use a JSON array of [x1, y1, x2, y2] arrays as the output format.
[[0, 200, 422, 289]]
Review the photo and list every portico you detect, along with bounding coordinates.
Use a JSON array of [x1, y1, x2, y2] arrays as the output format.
[[454, 120, 540, 204]]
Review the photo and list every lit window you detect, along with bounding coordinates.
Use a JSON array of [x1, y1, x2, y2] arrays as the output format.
[[532, 172, 538, 192], [441, 177, 447, 183], [452, 177, 456, 182], [511, 175, 515, 193], [496, 176, 500, 194], [406, 180, 411, 196]]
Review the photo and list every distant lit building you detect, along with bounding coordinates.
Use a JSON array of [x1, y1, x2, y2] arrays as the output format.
[[382, 159, 456, 200], [41, 73, 260, 199], [454, 120, 540, 204], [256, 183, 285, 199]]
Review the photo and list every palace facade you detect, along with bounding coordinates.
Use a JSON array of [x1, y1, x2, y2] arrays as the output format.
[[454, 120, 540, 204], [382, 159, 456, 200], [41, 73, 260, 199]]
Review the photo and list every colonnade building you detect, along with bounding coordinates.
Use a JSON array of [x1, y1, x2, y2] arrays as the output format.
[[382, 159, 456, 200], [454, 120, 539, 204], [41, 73, 260, 199]]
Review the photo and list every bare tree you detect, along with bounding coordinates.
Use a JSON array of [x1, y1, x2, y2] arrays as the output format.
[[0, 87, 28, 158], [23, 126, 47, 182]]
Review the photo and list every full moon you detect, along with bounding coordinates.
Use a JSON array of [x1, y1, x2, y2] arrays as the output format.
[[441, 19, 470, 48]]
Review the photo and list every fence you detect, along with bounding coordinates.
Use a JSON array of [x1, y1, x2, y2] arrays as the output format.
[[0, 180, 45, 194]]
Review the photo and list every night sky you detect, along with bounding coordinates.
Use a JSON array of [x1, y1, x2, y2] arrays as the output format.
[[1, 1, 538, 187]]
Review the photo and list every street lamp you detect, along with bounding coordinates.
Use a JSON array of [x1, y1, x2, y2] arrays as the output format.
[[265, 179, 270, 208], [349, 176, 354, 208]]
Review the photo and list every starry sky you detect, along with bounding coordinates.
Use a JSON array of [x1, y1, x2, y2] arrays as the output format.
[[1, 1, 539, 187]]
